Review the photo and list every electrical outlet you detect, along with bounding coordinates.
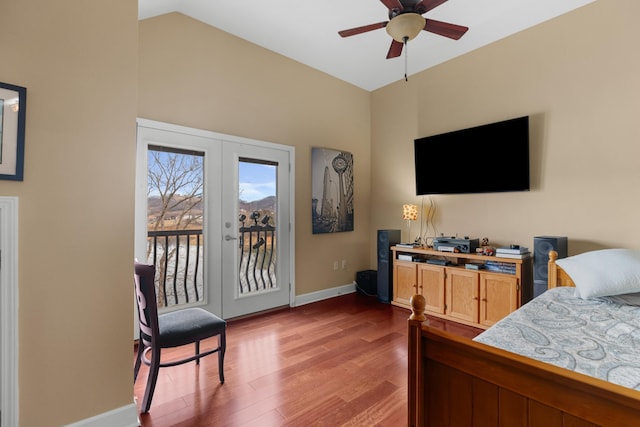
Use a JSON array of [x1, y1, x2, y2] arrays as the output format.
[[341, 259, 347, 270], [333, 261, 339, 271]]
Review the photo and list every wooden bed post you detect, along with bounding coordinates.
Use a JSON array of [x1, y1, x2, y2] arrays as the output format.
[[408, 294, 426, 427], [548, 250, 558, 288]]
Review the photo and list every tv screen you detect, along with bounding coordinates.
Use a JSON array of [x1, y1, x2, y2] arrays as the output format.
[[414, 116, 530, 195]]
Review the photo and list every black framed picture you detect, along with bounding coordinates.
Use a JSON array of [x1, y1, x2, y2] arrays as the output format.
[[0, 82, 26, 181], [311, 147, 354, 234]]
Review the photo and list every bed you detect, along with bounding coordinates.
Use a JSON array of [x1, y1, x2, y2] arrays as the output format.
[[407, 249, 640, 427]]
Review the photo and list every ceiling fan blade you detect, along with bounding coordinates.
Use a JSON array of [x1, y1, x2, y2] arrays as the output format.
[[415, 0, 448, 14], [338, 21, 388, 38], [380, 0, 404, 11], [424, 19, 469, 40], [386, 39, 404, 59]]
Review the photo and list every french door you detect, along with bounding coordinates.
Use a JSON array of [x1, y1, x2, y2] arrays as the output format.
[[135, 119, 294, 319]]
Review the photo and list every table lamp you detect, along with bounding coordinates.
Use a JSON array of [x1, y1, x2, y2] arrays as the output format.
[[402, 204, 418, 244]]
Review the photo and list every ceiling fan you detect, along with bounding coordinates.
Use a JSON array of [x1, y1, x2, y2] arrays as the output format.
[[338, 0, 469, 60]]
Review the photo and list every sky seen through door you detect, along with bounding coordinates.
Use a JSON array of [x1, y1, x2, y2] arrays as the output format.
[[239, 162, 276, 202]]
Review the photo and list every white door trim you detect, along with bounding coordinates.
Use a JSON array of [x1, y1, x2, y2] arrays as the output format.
[[135, 118, 296, 314], [0, 196, 19, 427]]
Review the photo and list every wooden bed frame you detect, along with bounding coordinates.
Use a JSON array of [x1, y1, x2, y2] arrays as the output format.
[[407, 250, 640, 426]]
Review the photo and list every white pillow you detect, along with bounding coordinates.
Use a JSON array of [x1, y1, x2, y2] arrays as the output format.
[[555, 249, 640, 299]]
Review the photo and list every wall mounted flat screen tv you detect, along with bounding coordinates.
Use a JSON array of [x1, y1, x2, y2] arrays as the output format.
[[414, 116, 530, 195]]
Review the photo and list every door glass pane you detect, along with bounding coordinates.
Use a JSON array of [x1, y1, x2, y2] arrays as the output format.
[[147, 145, 205, 308], [238, 158, 277, 296]]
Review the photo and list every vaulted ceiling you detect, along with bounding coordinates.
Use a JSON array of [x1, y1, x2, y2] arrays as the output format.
[[138, 0, 596, 91]]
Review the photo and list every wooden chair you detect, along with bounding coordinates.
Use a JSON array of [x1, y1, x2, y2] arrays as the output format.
[[133, 262, 226, 413]]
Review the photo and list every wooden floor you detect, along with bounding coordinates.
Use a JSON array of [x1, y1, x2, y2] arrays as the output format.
[[134, 292, 482, 426]]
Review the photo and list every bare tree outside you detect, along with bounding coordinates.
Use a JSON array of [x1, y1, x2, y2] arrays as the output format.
[[147, 145, 204, 307]]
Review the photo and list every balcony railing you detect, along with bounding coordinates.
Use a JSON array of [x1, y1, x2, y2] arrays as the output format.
[[147, 212, 276, 309], [147, 229, 203, 308], [238, 218, 276, 295]]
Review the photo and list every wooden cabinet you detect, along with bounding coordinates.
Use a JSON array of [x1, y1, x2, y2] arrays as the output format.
[[479, 273, 519, 327], [393, 260, 417, 307], [419, 264, 445, 315], [391, 246, 532, 329], [446, 268, 479, 324]]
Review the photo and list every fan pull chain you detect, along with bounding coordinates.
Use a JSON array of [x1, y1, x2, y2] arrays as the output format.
[[403, 36, 409, 82]]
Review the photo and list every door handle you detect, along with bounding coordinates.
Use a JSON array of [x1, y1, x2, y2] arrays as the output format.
[[224, 235, 238, 241]]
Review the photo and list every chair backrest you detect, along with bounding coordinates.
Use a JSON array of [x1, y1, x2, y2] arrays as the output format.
[[134, 262, 160, 348]]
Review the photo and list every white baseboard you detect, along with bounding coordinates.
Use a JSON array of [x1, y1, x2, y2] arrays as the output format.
[[65, 402, 139, 427], [294, 282, 356, 307]]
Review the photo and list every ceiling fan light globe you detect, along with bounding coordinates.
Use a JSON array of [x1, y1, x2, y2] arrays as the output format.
[[386, 13, 426, 42]]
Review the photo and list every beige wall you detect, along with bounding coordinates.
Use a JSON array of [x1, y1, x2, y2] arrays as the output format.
[[138, 13, 373, 296], [371, 0, 640, 264], [0, 0, 138, 426], [3, 0, 639, 425]]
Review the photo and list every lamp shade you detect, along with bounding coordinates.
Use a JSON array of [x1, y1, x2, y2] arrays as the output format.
[[386, 13, 426, 42], [403, 204, 418, 221]]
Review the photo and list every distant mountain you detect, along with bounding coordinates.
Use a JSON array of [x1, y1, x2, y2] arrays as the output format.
[[240, 196, 275, 212], [147, 195, 202, 218], [148, 195, 275, 218]]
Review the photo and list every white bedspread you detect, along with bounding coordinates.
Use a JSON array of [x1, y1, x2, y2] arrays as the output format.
[[474, 286, 640, 390]]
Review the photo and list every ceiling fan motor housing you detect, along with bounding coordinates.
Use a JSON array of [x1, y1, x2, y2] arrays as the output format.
[[388, 1, 427, 19], [388, 8, 402, 19]]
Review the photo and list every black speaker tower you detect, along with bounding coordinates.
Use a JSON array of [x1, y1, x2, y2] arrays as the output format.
[[533, 236, 568, 297], [377, 229, 401, 303]]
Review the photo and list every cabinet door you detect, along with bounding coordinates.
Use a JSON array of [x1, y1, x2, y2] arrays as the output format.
[[393, 261, 417, 307], [480, 273, 519, 327], [418, 264, 445, 314], [445, 269, 479, 323]]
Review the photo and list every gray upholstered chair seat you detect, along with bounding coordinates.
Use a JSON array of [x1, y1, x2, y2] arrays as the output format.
[[158, 308, 227, 348]]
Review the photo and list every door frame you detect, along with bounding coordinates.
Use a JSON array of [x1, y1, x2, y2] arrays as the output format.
[[0, 196, 19, 427], [135, 118, 296, 317]]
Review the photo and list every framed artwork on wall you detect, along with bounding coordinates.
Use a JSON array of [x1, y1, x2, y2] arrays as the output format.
[[0, 82, 26, 181], [311, 147, 354, 234]]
